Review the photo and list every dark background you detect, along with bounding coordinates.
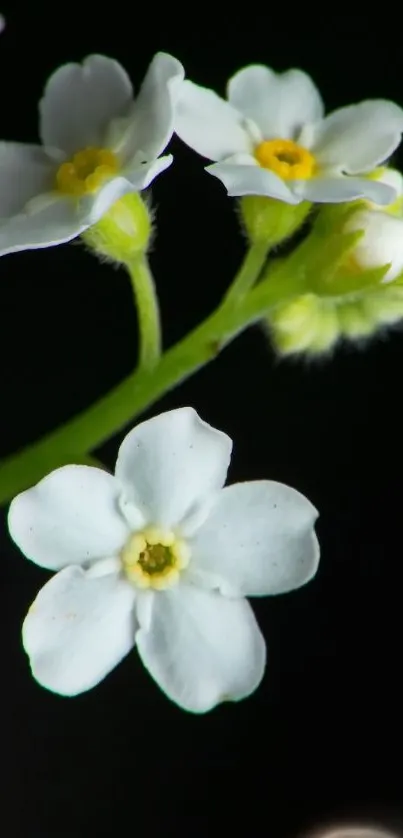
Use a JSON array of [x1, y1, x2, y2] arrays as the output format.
[[1, 4, 403, 837]]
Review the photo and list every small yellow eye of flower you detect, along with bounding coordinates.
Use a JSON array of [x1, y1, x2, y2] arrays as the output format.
[[55, 147, 119, 196], [254, 138, 316, 180], [121, 527, 190, 590]]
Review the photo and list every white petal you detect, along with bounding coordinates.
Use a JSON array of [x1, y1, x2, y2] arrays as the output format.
[[308, 100, 403, 173], [207, 161, 299, 202], [294, 175, 396, 205], [174, 80, 252, 161], [86, 557, 122, 578], [123, 155, 173, 191], [0, 196, 87, 256], [110, 52, 184, 166], [115, 407, 232, 530], [23, 566, 136, 695], [40, 54, 133, 155], [373, 167, 403, 198], [136, 584, 265, 712], [345, 209, 403, 282], [82, 175, 138, 226], [80, 159, 173, 227], [0, 142, 55, 217], [228, 65, 324, 140], [8, 465, 130, 570], [189, 481, 319, 596]]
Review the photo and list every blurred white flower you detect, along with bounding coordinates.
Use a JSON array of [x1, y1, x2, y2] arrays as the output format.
[[8, 407, 319, 713], [306, 823, 401, 838], [344, 168, 403, 281]]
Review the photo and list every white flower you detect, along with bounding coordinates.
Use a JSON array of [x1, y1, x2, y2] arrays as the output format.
[[174, 65, 403, 206], [8, 407, 319, 713], [344, 168, 403, 282], [0, 52, 184, 257]]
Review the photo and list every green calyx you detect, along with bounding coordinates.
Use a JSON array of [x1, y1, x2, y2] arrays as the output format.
[[239, 195, 312, 247], [82, 192, 152, 263]]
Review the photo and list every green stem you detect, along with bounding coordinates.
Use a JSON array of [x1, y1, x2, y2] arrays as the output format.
[[222, 240, 269, 307], [128, 255, 161, 368], [0, 253, 297, 506]]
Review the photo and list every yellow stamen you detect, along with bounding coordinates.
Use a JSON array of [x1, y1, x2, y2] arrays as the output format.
[[121, 527, 190, 591], [55, 146, 118, 196], [254, 138, 316, 180]]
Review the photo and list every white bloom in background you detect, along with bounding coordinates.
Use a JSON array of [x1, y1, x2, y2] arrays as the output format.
[[8, 407, 319, 713], [344, 168, 403, 281], [174, 64, 403, 206], [0, 52, 184, 257]]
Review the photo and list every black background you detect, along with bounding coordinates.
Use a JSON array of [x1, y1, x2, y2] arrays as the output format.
[[1, 5, 403, 837]]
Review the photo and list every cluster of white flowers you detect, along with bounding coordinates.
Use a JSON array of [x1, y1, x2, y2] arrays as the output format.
[[1, 51, 403, 263], [4, 51, 403, 711]]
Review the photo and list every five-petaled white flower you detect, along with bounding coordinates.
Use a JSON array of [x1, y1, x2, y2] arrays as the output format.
[[8, 407, 319, 713], [0, 52, 184, 257], [174, 64, 403, 206]]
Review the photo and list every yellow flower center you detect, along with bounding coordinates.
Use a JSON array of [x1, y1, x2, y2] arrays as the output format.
[[55, 146, 119, 196], [120, 527, 190, 590], [254, 138, 316, 180]]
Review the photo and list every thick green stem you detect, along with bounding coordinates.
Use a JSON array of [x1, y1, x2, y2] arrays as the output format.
[[128, 255, 161, 368], [0, 254, 297, 506]]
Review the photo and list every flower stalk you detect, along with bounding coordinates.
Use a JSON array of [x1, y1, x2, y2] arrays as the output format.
[[128, 255, 162, 369], [0, 247, 301, 505]]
